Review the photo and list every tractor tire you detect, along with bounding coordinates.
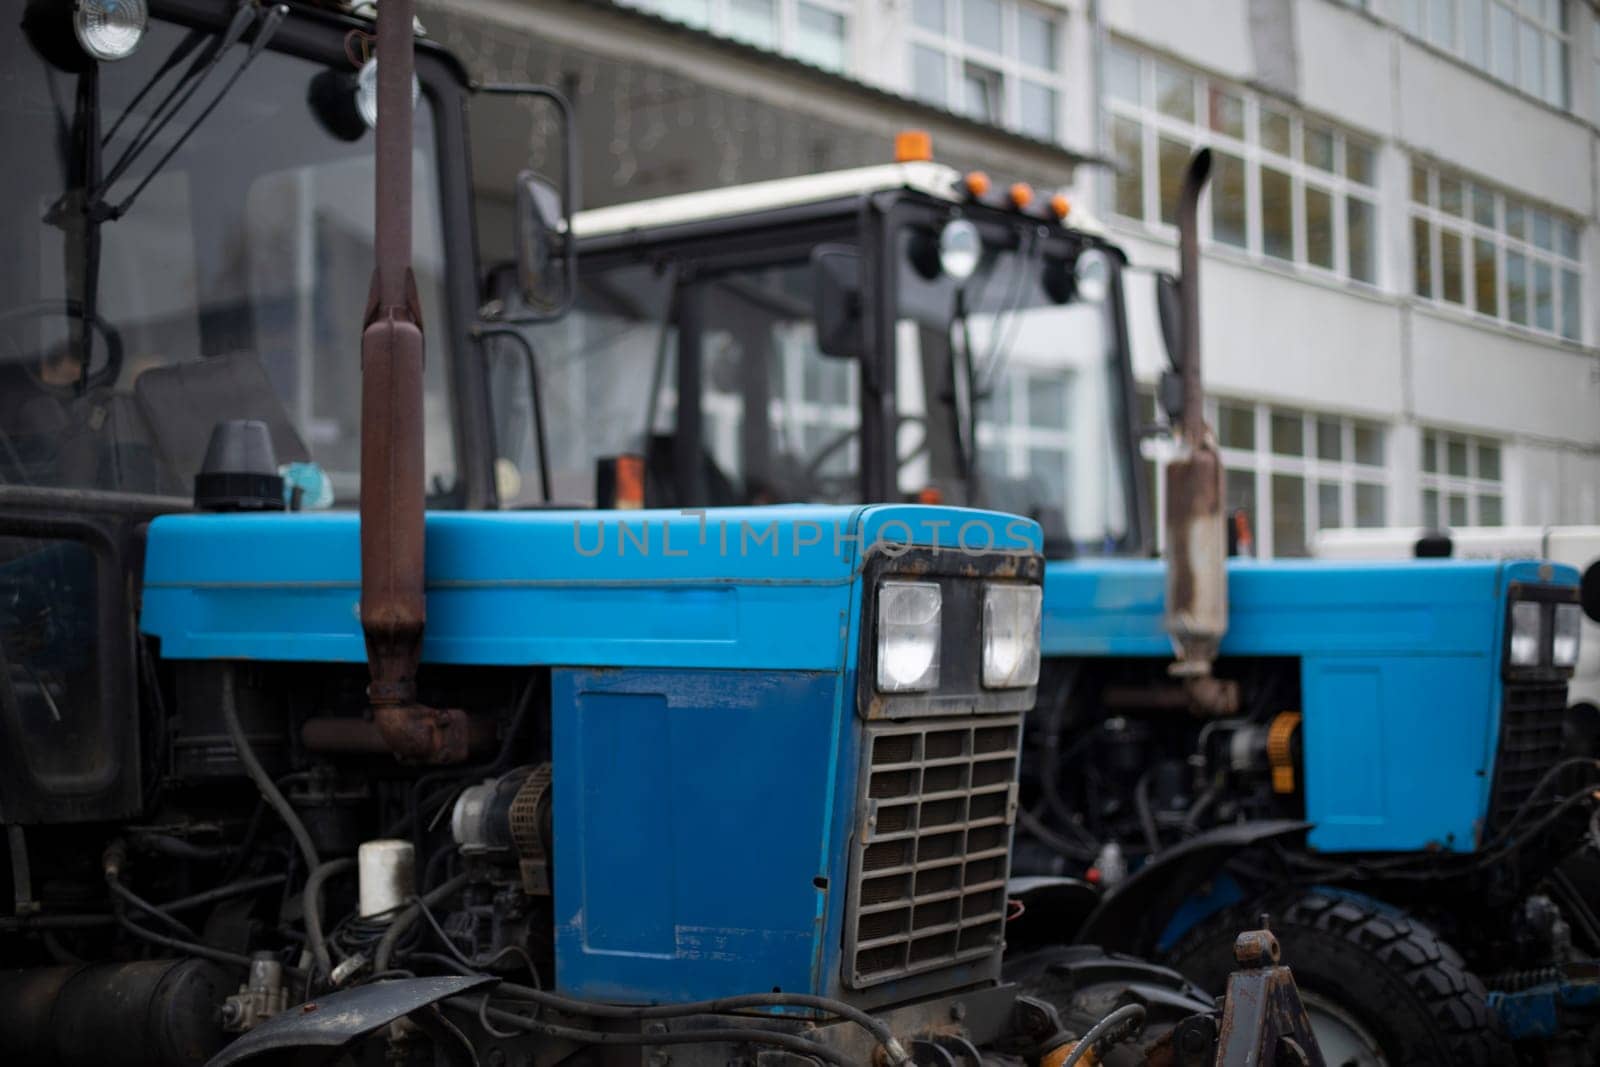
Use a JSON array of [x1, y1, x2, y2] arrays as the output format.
[[1167, 888, 1512, 1067]]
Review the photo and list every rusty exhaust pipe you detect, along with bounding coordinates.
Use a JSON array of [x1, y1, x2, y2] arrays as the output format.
[[354, 0, 472, 762], [1161, 149, 1235, 715]]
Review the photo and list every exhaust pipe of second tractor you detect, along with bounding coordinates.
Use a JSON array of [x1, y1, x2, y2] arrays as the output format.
[[1162, 149, 1235, 715], [353, 0, 473, 763]]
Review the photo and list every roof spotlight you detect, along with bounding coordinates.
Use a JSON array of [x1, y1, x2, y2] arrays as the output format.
[[74, 0, 147, 61], [939, 219, 982, 282], [356, 57, 421, 129], [1075, 249, 1111, 303]]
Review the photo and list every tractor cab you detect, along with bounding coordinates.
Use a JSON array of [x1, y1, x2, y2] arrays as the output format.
[[1, 0, 487, 507], [514, 141, 1146, 562]]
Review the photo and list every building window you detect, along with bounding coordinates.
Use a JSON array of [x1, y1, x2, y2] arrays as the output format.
[[1420, 429, 1504, 526], [1410, 160, 1583, 342], [1143, 396, 1388, 557], [910, 0, 1062, 140], [1400, 0, 1570, 109], [1593, 12, 1600, 122], [1105, 44, 1381, 286], [624, 0, 852, 72]]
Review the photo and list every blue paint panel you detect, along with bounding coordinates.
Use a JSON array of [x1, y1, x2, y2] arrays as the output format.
[[553, 667, 850, 1003], [1304, 654, 1497, 851], [1042, 559, 1516, 658], [141, 505, 1037, 671], [574, 691, 676, 955], [1303, 665, 1386, 838], [1042, 557, 1577, 854]]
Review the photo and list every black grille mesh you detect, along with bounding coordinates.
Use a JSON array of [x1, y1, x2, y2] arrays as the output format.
[[1485, 680, 1567, 837], [844, 717, 1020, 988]]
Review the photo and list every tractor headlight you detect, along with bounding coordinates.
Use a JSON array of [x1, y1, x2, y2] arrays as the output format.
[[982, 584, 1041, 688], [876, 581, 941, 692], [1553, 602, 1582, 668], [74, 0, 147, 61], [1509, 601, 1543, 667]]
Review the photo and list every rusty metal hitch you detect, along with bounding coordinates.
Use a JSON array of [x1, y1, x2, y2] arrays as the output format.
[[1162, 923, 1327, 1067]]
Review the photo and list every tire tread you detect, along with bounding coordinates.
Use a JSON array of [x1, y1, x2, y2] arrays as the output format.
[[1169, 889, 1513, 1066]]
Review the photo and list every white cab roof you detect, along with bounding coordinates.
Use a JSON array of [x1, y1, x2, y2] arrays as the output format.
[[572, 161, 1106, 239]]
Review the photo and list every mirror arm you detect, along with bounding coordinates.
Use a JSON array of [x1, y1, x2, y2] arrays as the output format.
[[472, 323, 552, 503], [472, 82, 579, 321]]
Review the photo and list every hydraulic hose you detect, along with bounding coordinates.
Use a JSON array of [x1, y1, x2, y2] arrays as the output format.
[[461, 999, 862, 1067], [491, 982, 910, 1067], [221, 668, 321, 875], [374, 871, 471, 972], [303, 857, 356, 982], [1059, 1003, 1146, 1067]]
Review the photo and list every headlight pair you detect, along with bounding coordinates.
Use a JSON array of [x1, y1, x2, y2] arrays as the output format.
[[876, 581, 1041, 693], [1509, 599, 1582, 669]]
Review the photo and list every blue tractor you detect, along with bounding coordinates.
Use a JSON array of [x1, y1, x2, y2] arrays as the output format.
[[0, 2, 1340, 1065], [527, 138, 1600, 1063]]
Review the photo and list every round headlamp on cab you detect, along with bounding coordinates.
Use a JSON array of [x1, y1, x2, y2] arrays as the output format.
[[1074, 248, 1112, 303], [938, 219, 982, 281], [74, 0, 147, 61], [355, 57, 421, 129]]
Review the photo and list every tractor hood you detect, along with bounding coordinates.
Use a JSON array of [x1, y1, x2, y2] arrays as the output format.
[[140, 505, 1040, 671], [1042, 557, 1578, 658]]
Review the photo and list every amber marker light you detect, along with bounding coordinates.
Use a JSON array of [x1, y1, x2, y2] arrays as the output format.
[[894, 129, 933, 162]]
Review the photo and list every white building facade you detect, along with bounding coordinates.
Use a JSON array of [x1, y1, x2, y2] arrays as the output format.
[[437, 0, 1600, 556]]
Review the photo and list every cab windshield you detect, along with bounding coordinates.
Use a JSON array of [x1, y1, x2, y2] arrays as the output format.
[[517, 204, 1140, 555], [0, 10, 457, 502], [895, 227, 1140, 555], [515, 252, 859, 507]]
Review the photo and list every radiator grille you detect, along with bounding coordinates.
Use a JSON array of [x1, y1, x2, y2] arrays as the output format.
[[1485, 680, 1567, 837], [844, 717, 1021, 988]]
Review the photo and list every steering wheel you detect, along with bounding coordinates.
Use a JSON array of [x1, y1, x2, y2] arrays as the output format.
[[0, 299, 125, 390], [802, 415, 930, 498]]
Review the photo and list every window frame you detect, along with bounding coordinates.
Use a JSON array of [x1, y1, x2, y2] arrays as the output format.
[[1103, 42, 1382, 288], [1400, 0, 1571, 110], [907, 0, 1065, 141], [622, 0, 854, 72], [1408, 159, 1584, 343], [1419, 428, 1505, 527], [1141, 392, 1391, 558]]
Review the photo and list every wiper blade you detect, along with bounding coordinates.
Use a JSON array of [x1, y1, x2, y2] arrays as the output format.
[[93, 1, 289, 222], [100, 27, 212, 148]]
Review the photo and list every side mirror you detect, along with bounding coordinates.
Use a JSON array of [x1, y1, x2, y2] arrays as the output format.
[[812, 244, 863, 359], [475, 82, 578, 322], [514, 170, 566, 314], [1154, 270, 1186, 424], [1155, 270, 1183, 371], [1581, 561, 1600, 624]]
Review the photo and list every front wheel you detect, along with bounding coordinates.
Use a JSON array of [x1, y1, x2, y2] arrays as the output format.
[[1167, 889, 1512, 1067]]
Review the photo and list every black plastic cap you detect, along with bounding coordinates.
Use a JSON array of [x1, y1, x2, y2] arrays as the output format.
[[1415, 531, 1453, 558], [194, 419, 285, 512]]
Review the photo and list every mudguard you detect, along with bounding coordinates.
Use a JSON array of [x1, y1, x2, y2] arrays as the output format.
[[1004, 876, 1101, 953], [1074, 821, 1309, 955], [205, 976, 493, 1067]]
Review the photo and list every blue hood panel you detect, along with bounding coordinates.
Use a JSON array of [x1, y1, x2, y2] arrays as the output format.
[[1042, 557, 1573, 658], [141, 505, 1038, 671]]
